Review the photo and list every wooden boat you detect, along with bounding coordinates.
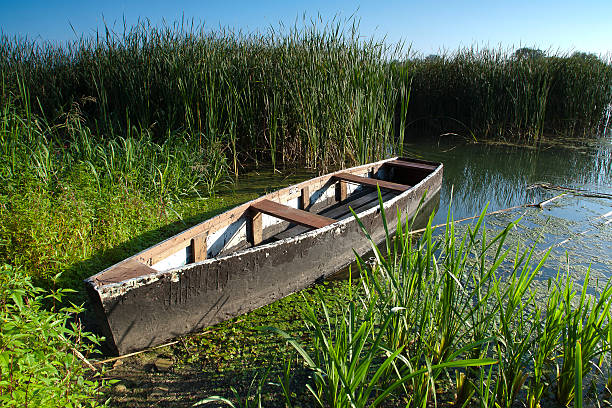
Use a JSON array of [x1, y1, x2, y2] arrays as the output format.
[[85, 157, 443, 354]]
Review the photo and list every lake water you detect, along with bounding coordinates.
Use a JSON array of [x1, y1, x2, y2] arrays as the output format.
[[402, 136, 612, 283]]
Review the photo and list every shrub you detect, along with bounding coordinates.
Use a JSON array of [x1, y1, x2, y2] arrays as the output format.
[[0, 264, 110, 407]]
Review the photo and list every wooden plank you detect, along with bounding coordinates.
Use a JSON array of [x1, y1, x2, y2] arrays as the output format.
[[251, 211, 263, 246], [191, 233, 207, 263], [333, 172, 411, 192], [386, 159, 437, 172], [301, 186, 310, 210], [95, 259, 157, 285], [274, 191, 393, 241], [250, 199, 335, 230], [336, 180, 347, 201]]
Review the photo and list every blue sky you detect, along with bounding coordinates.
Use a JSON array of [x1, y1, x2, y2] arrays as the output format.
[[0, 1, 610, 56]]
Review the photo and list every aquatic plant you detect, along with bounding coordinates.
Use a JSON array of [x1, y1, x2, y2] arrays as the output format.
[[229, 192, 612, 407], [0, 86, 231, 287], [0, 17, 405, 172], [400, 47, 612, 140], [555, 268, 612, 406]]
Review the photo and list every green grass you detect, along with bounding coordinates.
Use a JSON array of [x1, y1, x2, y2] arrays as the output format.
[[0, 91, 235, 291], [193, 193, 612, 407], [1, 16, 612, 405]]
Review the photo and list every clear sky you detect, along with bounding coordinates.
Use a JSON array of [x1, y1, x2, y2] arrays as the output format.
[[0, 0, 610, 56]]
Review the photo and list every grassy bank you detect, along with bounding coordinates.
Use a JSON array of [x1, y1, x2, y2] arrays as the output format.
[[0, 90, 237, 289]]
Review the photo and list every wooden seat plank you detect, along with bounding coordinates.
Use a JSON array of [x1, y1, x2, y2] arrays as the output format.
[[385, 159, 437, 172], [250, 199, 335, 229], [334, 172, 411, 192], [95, 258, 157, 285], [274, 191, 394, 241]]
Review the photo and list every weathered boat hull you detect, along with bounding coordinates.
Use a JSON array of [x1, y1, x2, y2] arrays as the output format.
[[86, 158, 442, 355]]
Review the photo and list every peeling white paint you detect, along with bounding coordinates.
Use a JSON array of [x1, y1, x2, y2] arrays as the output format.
[[152, 246, 188, 271], [100, 275, 161, 298]]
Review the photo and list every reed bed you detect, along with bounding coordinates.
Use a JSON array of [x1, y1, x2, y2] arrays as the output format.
[[403, 48, 612, 139], [0, 18, 404, 171], [0, 82, 232, 287], [1, 19, 610, 176]]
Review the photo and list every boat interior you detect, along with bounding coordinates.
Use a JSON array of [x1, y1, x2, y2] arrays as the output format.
[[91, 158, 438, 286]]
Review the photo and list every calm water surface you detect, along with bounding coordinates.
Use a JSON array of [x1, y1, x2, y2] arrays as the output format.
[[403, 136, 612, 281]]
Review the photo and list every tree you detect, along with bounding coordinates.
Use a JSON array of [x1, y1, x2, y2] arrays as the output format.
[[570, 51, 600, 62], [513, 47, 545, 60]]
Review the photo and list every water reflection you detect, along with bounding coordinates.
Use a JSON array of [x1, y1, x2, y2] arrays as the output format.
[[404, 136, 612, 280], [404, 137, 612, 222]]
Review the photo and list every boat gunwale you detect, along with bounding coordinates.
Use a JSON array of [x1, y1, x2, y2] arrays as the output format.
[[86, 157, 442, 291]]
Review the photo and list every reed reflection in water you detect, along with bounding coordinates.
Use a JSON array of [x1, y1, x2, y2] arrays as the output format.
[[404, 136, 612, 280]]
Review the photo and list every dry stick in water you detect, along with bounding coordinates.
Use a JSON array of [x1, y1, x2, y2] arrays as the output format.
[[527, 183, 612, 200], [526, 192, 567, 208], [410, 188, 573, 234], [408, 203, 528, 235], [94, 340, 183, 366]]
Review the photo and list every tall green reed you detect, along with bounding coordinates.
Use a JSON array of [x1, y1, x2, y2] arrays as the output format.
[[490, 244, 548, 407], [0, 91, 230, 285], [527, 277, 565, 408], [351, 191, 612, 406], [1, 17, 405, 172], [555, 268, 612, 406], [399, 47, 612, 140], [3, 19, 610, 169]]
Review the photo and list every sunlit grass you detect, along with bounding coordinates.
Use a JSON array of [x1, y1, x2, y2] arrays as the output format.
[[197, 194, 612, 406]]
